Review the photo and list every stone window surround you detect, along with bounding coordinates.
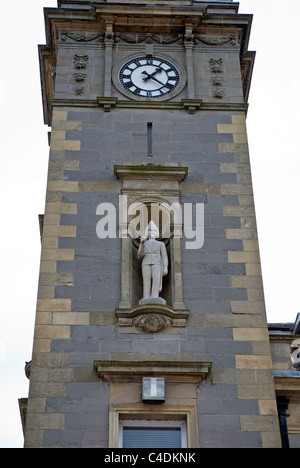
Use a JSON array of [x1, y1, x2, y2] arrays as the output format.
[[94, 358, 212, 448], [110, 406, 195, 448]]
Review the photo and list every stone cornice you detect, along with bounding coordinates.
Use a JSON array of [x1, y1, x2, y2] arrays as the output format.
[[94, 359, 212, 383], [51, 97, 248, 114], [274, 371, 300, 401], [269, 334, 300, 341]]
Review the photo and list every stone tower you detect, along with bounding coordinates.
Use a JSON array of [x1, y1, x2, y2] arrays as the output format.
[[24, 0, 282, 448]]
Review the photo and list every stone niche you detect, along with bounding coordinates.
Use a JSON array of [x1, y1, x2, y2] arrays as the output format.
[[114, 163, 189, 332]]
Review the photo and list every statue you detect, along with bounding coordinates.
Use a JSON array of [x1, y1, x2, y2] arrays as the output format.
[[138, 221, 168, 305]]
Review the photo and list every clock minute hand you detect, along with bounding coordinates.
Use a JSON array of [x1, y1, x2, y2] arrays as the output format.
[[148, 75, 165, 87]]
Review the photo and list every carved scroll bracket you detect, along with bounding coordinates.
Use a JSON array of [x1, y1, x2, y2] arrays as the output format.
[[133, 314, 172, 333], [117, 303, 189, 332]]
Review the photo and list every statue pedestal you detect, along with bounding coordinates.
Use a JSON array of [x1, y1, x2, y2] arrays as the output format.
[[139, 297, 166, 306], [116, 302, 189, 332]]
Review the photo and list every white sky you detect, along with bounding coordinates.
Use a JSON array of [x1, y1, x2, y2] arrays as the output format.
[[0, 0, 299, 448]]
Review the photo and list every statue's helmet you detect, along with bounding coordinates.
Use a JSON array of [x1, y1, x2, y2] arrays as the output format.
[[145, 220, 159, 238]]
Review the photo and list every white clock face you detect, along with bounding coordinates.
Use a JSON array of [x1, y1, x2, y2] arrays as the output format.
[[119, 56, 180, 98]]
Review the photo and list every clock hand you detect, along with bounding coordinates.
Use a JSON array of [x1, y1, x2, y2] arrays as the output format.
[[147, 75, 166, 87], [141, 71, 150, 81], [142, 67, 163, 81]]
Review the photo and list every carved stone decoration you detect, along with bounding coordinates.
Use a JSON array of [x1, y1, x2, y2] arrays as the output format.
[[25, 361, 32, 380], [209, 58, 223, 74], [133, 314, 172, 333], [73, 73, 86, 83], [73, 54, 89, 70], [211, 76, 223, 87], [213, 89, 225, 99], [114, 32, 238, 47], [114, 33, 183, 45], [73, 86, 85, 96], [194, 34, 237, 46], [60, 31, 105, 43], [72, 56, 89, 96], [114, 33, 146, 43], [209, 58, 226, 99]]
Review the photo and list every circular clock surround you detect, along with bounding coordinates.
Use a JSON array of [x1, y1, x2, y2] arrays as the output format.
[[112, 54, 186, 101]]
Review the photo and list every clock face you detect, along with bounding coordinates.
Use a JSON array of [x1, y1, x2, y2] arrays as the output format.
[[119, 56, 180, 98]]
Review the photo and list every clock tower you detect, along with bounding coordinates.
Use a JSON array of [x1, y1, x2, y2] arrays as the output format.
[[24, 0, 282, 448]]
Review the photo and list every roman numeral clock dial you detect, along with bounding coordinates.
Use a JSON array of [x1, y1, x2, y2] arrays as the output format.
[[118, 56, 181, 99]]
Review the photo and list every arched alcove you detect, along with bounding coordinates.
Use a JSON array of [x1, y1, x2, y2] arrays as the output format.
[[114, 163, 189, 328]]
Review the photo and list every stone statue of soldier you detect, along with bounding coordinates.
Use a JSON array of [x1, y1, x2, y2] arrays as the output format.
[[138, 221, 168, 305]]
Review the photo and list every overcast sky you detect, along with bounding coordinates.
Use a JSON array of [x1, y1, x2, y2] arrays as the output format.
[[0, 0, 299, 448]]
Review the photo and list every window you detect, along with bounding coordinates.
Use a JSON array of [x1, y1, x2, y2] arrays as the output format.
[[108, 403, 200, 447], [119, 420, 187, 448]]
